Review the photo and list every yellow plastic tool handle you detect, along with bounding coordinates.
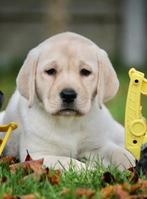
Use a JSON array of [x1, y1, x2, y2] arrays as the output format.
[[142, 77, 147, 96], [125, 68, 147, 160], [0, 122, 17, 156]]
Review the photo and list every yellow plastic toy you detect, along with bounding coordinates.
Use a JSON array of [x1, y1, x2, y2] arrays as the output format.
[[0, 122, 17, 156], [125, 68, 147, 160]]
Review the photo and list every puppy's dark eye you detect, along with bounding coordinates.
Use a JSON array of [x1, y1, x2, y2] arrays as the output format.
[[46, 68, 57, 75], [80, 69, 92, 76]]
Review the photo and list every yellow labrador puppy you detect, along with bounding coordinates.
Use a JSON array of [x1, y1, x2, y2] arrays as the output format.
[[0, 32, 135, 170]]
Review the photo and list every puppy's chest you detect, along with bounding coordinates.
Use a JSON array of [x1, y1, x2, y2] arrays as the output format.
[[48, 127, 83, 157], [25, 109, 94, 157], [32, 119, 84, 157], [49, 129, 81, 156]]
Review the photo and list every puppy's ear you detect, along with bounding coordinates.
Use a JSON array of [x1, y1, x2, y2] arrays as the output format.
[[97, 49, 119, 107], [16, 49, 39, 107]]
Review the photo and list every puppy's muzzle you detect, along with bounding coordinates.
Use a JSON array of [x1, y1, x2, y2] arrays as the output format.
[[60, 88, 77, 104]]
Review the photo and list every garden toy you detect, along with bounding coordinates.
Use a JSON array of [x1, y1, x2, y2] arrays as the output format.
[[125, 68, 147, 160], [0, 122, 17, 156], [0, 91, 17, 156]]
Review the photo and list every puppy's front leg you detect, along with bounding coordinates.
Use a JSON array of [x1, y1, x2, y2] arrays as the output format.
[[27, 153, 86, 170], [79, 142, 135, 170]]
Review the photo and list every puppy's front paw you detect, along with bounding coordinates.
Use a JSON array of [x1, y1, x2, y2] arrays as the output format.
[[112, 148, 135, 170]]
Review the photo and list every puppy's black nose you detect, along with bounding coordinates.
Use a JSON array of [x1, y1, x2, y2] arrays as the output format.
[[60, 88, 77, 103]]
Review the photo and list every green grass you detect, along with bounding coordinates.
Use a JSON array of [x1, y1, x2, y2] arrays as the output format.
[[0, 161, 132, 199], [106, 72, 129, 124]]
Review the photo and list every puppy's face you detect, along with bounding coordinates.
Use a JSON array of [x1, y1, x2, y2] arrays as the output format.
[[17, 32, 119, 116], [36, 40, 98, 116]]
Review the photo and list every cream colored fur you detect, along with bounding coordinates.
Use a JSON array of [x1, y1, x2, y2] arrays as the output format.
[[0, 32, 135, 170]]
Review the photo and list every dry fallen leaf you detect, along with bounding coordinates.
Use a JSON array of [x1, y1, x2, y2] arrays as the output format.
[[23, 165, 61, 186], [3, 194, 17, 199], [75, 188, 95, 198], [47, 170, 61, 185], [22, 172, 44, 182], [127, 194, 147, 199], [0, 156, 17, 165], [27, 159, 45, 174], [48, 174, 60, 185], [101, 171, 116, 184], [100, 185, 114, 199], [129, 183, 142, 194], [121, 182, 130, 192], [113, 185, 129, 199], [100, 184, 129, 199], [128, 167, 139, 184], [9, 159, 44, 174], [24, 150, 33, 162], [3, 193, 37, 199], [20, 194, 36, 199]]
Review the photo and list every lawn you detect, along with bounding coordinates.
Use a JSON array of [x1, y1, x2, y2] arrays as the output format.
[[0, 68, 147, 198], [0, 156, 147, 199]]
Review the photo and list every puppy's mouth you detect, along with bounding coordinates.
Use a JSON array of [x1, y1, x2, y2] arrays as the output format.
[[59, 108, 80, 116], [51, 106, 86, 116]]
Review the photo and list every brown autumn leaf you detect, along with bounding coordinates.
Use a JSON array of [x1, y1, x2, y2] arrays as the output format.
[[27, 159, 45, 175], [3, 194, 17, 199], [48, 174, 60, 185], [129, 183, 142, 194], [121, 182, 140, 195], [22, 172, 44, 182], [3, 193, 37, 199], [23, 166, 61, 186], [100, 184, 129, 199], [127, 194, 147, 199], [0, 156, 17, 165], [9, 159, 44, 174], [24, 150, 33, 162], [75, 188, 95, 198], [23, 167, 49, 182], [122, 181, 147, 196], [54, 169, 61, 176], [121, 182, 131, 192], [22, 164, 61, 185], [140, 180, 147, 192], [128, 167, 139, 184], [101, 171, 116, 184], [47, 170, 61, 185], [113, 185, 129, 199], [100, 185, 114, 199], [101, 180, 147, 199], [20, 194, 36, 199]]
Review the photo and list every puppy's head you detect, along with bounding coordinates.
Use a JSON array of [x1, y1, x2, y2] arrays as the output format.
[[17, 32, 119, 116]]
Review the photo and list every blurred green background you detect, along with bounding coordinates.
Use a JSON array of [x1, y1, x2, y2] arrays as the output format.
[[0, 0, 146, 124]]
